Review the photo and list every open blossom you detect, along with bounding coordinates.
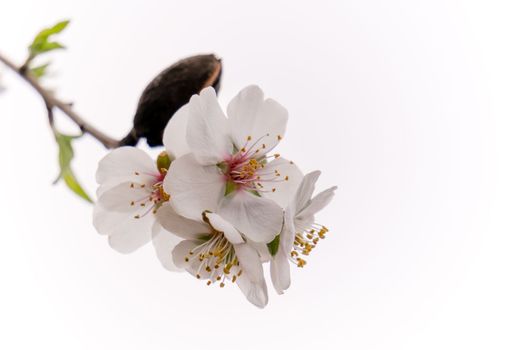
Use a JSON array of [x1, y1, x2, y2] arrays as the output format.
[[270, 171, 337, 294], [163, 85, 302, 244], [154, 205, 269, 308], [93, 147, 171, 253]]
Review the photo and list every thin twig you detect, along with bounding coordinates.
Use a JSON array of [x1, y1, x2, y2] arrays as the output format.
[[0, 51, 119, 148], [45, 102, 56, 130]]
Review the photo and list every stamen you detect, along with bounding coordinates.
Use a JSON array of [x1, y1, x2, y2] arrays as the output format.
[[289, 224, 329, 268], [185, 229, 242, 288]]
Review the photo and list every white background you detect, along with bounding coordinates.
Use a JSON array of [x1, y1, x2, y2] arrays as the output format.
[[1, 1, 524, 349]]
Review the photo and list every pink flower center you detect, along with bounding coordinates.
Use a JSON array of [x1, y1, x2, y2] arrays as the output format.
[[129, 170, 170, 219], [219, 134, 289, 194]]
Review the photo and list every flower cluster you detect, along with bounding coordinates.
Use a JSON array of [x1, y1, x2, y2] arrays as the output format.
[[93, 85, 337, 308]]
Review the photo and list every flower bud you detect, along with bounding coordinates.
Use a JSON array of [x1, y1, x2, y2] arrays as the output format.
[[120, 54, 222, 147], [156, 151, 171, 173]]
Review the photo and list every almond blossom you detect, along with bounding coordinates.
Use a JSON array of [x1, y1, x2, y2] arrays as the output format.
[[93, 147, 171, 253], [163, 85, 302, 244], [92, 84, 337, 308], [270, 171, 337, 294], [154, 205, 269, 308]]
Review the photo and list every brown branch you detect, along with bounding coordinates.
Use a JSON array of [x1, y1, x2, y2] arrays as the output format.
[[0, 52, 119, 148]]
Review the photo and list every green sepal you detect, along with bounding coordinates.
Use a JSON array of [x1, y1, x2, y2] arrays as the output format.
[[247, 189, 261, 197], [217, 161, 228, 173], [267, 234, 280, 256], [224, 180, 237, 196]]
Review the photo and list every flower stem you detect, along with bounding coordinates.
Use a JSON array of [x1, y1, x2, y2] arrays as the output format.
[[0, 51, 119, 148]]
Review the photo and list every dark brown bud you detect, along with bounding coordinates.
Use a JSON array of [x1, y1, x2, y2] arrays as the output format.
[[120, 54, 222, 147]]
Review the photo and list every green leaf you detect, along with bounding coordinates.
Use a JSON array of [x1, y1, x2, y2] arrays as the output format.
[[35, 41, 65, 53], [28, 20, 69, 57], [31, 20, 69, 47], [30, 63, 50, 78], [54, 132, 92, 203], [61, 168, 92, 203], [267, 234, 280, 256]]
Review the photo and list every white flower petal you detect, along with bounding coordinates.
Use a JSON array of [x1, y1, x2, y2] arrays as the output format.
[[163, 103, 192, 159], [164, 153, 224, 221], [271, 209, 295, 294], [236, 274, 268, 308], [297, 186, 337, 220], [262, 157, 303, 208], [93, 183, 156, 253], [227, 85, 288, 153], [270, 249, 291, 294], [234, 243, 268, 308], [107, 222, 154, 254], [249, 240, 271, 263], [281, 209, 297, 254], [204, 212, 244, 244], [152, 220, 183, 272], [187, 87, 231, 164], [293, 170, 321, 214], [94, 182, 152, 214], [156, 204, 210, 240], [95, 147, 157, 196], [172, 240, 200, 269], [218, 191, 283, 243]]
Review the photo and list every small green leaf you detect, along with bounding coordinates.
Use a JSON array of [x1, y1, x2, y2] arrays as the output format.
[[54, 132, 92, 203], [267, 234, 280, 256], [35, 41, 65, 53], [31, 20, 69, 46], [30, 63, 50, 78], [28, 19, 69, 57], [61, 168, 92, 203]]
